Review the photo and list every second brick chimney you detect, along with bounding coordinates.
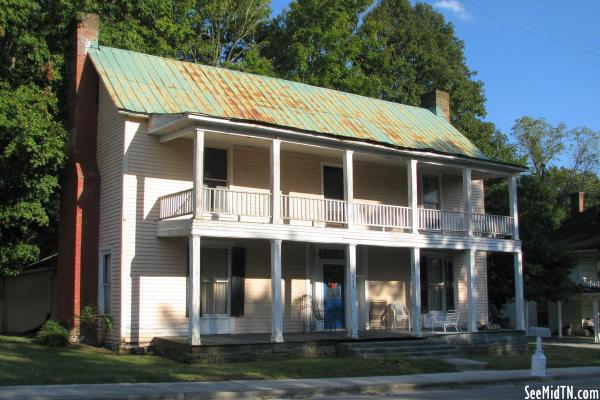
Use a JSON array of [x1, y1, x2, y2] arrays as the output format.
[[421, 89, 451, 122]]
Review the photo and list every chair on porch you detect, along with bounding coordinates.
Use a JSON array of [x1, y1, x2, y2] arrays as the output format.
[[311, 299, 336, 331], [369, 301, 388, 329], [390, 304, 411, 330], [443, 310, 461, 333]]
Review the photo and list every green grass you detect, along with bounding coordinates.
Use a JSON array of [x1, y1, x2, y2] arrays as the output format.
[[470, 343, 600, 370], [0, 335, 454, 386]]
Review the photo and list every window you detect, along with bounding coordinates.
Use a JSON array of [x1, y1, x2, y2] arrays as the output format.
[[422, 176, 441, 209], [323, 165, 344, 200], [204, 148, 228, 188], [420, 256, 454, 313], [201, 248, 230, 315], [101, 252, 112, 315]]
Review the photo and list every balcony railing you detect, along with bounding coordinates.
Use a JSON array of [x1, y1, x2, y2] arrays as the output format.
[[158, 188, 515, 238], [281, 195, 347, 224], [582, 277, 600, 292]]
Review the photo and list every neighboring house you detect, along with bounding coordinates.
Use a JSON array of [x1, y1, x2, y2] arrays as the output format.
[[56, 14, 527, 349], [546, 193, 600, 342], [0, 255, 56, 334]]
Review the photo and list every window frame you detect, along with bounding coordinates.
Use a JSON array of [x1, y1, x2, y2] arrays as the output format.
[[420, 174, 443, 210], [203, 145, 233, 189], [320, 162, 345, 200], [422, 253, 454, 313], [98, 247, 113, 315]]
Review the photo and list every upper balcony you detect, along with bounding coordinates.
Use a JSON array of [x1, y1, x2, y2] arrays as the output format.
[[155, 130, 520, 243]]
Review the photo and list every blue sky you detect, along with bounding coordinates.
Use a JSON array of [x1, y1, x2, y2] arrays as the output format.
[[270, 0, 600, 142]]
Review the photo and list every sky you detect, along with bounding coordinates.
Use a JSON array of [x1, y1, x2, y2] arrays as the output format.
[[270, 0, 600, 157]]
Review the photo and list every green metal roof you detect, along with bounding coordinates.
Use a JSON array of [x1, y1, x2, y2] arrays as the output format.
[[88, 46, 488, 159]]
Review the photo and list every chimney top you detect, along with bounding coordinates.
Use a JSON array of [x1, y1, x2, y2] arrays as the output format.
[[421, 89, 450, 122], [570, 192, 585, 217]]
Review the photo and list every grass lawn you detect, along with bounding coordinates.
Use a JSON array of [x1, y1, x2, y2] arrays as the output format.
[[471, 343, 600, 370], [0, 335, 454, 386]]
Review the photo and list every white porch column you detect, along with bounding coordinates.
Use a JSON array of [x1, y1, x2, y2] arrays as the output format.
[[304, 244, 313, 333], [514, 251, 525, 330], [410, 247, 422, 336], [593, 298, 600, 344], [508, 176, 520, 240], [557, 301, 563, 338], [462, 168, 473, 236], [344, 150, 354, 228], [407, 159, 419, 233], [345, 244, 359, 339], [193, 129, 205, 218], [270, 239, 283, 342], [466, 248, 478, 332], [270, 139, 281, 224], [361, 247, 370, 330], [188, 234, 201, 345]]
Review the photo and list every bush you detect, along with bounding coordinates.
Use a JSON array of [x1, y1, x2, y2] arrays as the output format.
[[36, 320, 70, 347], [76, 306, 112, 346]]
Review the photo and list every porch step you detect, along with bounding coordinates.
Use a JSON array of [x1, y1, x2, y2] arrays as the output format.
[[339, 340, 465, 358]]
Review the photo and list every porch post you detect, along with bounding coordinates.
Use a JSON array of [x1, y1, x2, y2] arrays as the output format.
[[557, 301, 563, 338], [514, 250, 525, 330], [304, 244, 313, 333], [508, 176, 520, 240], [462, 168, 473, 236], [188, 234, 201, 345], [345, 243, 359, 339], [466, 248, 478, 332], [270, 239, 283, 342], [407, 160, 418, 233], [410, 247, 422, 336], [344, 150, 354, 228], [271, 139, 281, 224], [193, 129, 205, 218], [593, 298, 599, 344]]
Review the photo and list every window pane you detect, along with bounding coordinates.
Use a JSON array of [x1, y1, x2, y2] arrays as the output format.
[[103, 284, 111, 314], [323, 166, 344, 200], [427, 258, 443, 284], [422, 176, 440, 208], [103, 254, 112, 284], [204, 148, 227, 182], [428, 286, 443, 311], [201, 248, 229, 314]]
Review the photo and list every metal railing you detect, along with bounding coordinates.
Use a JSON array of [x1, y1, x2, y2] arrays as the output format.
[[353, 202, 412, 229], [281, 195, 347, 224]]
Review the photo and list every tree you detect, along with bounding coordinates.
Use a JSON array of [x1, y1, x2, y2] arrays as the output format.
[[512, 116, 565, 176], [0, 83, 66, 275]]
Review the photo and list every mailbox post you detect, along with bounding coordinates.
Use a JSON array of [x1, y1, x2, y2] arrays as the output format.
[[529, 326, 551, 377]]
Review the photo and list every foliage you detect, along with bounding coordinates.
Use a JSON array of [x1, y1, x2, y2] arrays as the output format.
[[0, 83, 66, 275], [76, 306, 113, 345], [35, 320, 70, 347]]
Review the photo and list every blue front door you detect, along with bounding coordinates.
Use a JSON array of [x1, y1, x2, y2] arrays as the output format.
[[323, 264, 345, 329]]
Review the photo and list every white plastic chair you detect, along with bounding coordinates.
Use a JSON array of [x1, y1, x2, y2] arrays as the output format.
[[391, 304, 411, 330], [443, 311, 461, 333]]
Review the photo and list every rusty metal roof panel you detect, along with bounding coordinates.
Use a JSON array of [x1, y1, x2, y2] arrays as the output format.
[[88, 46, 488, 159]]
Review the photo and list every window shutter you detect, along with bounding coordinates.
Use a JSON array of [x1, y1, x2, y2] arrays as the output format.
[[420, 255, 428, 313], [230, 247, 246, 317], [445, 260, 455, 311]]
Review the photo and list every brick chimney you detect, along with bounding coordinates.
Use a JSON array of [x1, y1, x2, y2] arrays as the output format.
[[56, 13, 101, 330], [421, 89, 451, 122], [570, 192, 585, 218]]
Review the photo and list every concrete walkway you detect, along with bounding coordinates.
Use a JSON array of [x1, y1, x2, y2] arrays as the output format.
[[1, 367, 599, 400]]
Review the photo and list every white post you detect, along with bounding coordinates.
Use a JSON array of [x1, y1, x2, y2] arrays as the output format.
[[344, 150, 354, 229], [193, 129, 205, 218], [557, 301, 563, 338], [304, 244, 312, 333], [270, 139, 281, 224], [345, 244, 359, 339], [362, 247, 369, 330], [410, 247, 422, 336], [466, 248, 478, 332], [270, 239, 283, 342], [593, 298, 600, 344], [407, 160, 418, 233], [188, 234, 201, 345], [509, 176, 520, 240], [462, 168, 473, 236], [514, 251, 525, 330]]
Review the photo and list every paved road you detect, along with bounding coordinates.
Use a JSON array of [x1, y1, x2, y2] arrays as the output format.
[[310, 378, 600, 400]]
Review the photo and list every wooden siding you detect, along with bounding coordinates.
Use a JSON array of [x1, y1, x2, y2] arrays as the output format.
[[453, 251, 488, 326], [96, 82, 124, 344]]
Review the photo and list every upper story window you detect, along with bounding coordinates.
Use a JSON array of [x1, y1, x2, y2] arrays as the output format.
[[323, 165, 344, 200], [204, 148, 228, 188], [422, 176, 441, 209]]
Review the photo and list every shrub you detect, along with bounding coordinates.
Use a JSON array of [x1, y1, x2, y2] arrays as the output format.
[[36, 320, 70, 347], [77, 306, 113, 345]]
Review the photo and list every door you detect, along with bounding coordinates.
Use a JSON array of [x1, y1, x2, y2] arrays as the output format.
[[323, 264, 345, 329], [322, 165, 345, 222]]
